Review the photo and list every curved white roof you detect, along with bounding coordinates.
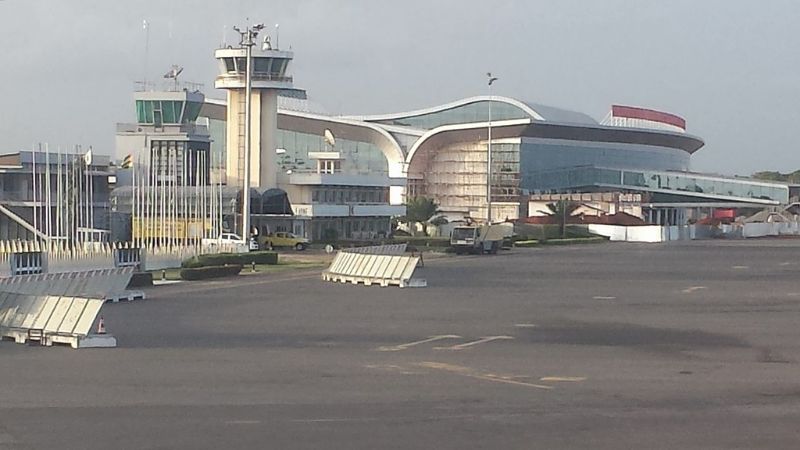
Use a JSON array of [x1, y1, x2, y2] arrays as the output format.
[[345, 95, 597, 125]]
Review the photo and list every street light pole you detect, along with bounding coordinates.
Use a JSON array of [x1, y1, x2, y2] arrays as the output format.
[[486, 72, 498, 224], [233, 23, 264, 241]]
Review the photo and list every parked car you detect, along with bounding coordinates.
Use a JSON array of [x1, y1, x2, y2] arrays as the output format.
[[260, 232, 310, 251]]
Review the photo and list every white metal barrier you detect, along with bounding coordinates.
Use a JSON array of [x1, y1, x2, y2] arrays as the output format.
[[0, 241, 250, 277], [0, 293, 113, 348], [0, 268, 134, 299], [342, 243, 408, 255], [322, 251, 426, 288]]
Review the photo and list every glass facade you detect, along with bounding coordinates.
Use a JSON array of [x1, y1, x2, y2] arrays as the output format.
[[276, 129, 388, 176], [376, 100, 529, 129], [529, 166, 789, 203], [136, 100, 186, 125], [519, 139, 690, 185], [207, 118, 227, 170]]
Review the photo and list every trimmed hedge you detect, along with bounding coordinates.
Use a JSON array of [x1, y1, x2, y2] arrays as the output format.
[[543, 237, 608, 245], [182, 251, 278, 268], [179, 264, 243, 281], [514, 236, 608, 248]]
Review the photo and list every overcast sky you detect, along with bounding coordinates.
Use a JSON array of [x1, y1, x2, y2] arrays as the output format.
[[1, 0, 798, 175]]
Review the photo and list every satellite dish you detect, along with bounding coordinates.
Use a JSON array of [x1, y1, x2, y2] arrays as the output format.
[[324, 129, 336, 148], [163, 65, 184, 79]]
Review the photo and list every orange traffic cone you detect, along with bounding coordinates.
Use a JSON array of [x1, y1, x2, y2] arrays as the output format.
[[97, 316, 107, 335]]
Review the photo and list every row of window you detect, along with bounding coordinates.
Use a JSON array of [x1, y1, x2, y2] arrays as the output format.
[[528, 166, 789, 203], [310, 217, 391, 240], [311, 186, 389, 204]]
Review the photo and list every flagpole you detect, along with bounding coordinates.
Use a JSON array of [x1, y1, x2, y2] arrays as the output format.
[[194, 151, 200, 247], [55, 146, 60, 240], [160, 148, 165, 248], [31, 144, 38, 239], [73, 149, 78, 246], [45, 144, 52, 241], [182, 149, 188, 245], [89, 148, 94, 243]]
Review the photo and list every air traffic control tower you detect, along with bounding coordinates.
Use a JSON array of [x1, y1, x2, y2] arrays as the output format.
[[214, 35, 302, 190]]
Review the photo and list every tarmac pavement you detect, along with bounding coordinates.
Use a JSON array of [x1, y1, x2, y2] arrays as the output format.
[[2, 240, 800, 449]]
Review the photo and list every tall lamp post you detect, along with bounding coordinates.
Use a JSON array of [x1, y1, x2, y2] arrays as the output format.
[[233, 23, 264, 241], [486, 72, 499, 224]]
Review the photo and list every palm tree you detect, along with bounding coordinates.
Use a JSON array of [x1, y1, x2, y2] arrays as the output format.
[[544, 200, 582, 238], [403, 197, 447, 236]]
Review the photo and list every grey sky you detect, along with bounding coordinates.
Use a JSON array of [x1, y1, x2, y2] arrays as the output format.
[[1, 0, 798, 175]]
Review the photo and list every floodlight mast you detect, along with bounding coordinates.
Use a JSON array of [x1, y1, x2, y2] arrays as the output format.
[[486, 72, 499, 224], [233, 23, 264, 242]]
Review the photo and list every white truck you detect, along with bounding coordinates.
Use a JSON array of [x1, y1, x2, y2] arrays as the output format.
[[201, 233, 258, 252], [450, 224, 510, 255]]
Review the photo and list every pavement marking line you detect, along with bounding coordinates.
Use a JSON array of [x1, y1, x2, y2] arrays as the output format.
[[377, 335, 462, 352], [539, 376, 587, 382], [291, 418, 380, 424], [732, 266, 749, 270], [593, 296, 616, 300], [681, 286, 707, 294], [225, 420, 261, 425], [780, 262, 793, 266], [416, 362, 552, 390], [434, 336, 515, 351], [514, 323, 537, 328]]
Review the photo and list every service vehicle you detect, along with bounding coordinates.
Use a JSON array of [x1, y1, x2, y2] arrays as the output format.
[[450, 224, 509, 255], [261, 232, 310, 251]]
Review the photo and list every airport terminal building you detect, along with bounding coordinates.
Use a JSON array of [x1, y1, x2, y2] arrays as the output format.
[[112, 40, 790, 243]]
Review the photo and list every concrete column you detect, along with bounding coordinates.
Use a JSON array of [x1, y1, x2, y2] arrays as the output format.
[[259, 90, 278, 189], [225, 89, 244, 188]]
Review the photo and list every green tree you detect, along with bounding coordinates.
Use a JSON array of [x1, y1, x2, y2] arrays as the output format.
[[403, 197, 447, 236], [544, 200, 582, 238], [752, 170, 800, 183]]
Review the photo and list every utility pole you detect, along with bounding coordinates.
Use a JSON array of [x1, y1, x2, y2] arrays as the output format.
[[233, 23, 264, 241], [486, 72, 499, 224]]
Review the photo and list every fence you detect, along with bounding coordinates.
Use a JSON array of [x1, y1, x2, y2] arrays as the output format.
[[0, 240, 247, 277]]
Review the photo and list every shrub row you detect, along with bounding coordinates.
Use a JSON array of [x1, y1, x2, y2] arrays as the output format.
[[181, 251, 278, 268], [514, 236, 608, 248], [543, 237, 608, 245], [179, 264, 243, 281]]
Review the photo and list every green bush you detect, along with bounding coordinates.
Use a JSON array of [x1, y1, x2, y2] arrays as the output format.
[[541, 237, 608, 246], [179, 264, 243, 281], [181, 251, 278, 268], [513, 224, 598, 240]]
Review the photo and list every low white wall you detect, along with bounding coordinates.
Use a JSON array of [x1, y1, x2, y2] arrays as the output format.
[[588, 224, 667, 243]]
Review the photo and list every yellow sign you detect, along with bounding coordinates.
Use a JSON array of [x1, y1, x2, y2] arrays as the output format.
[[132, 217, 212, 239]]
